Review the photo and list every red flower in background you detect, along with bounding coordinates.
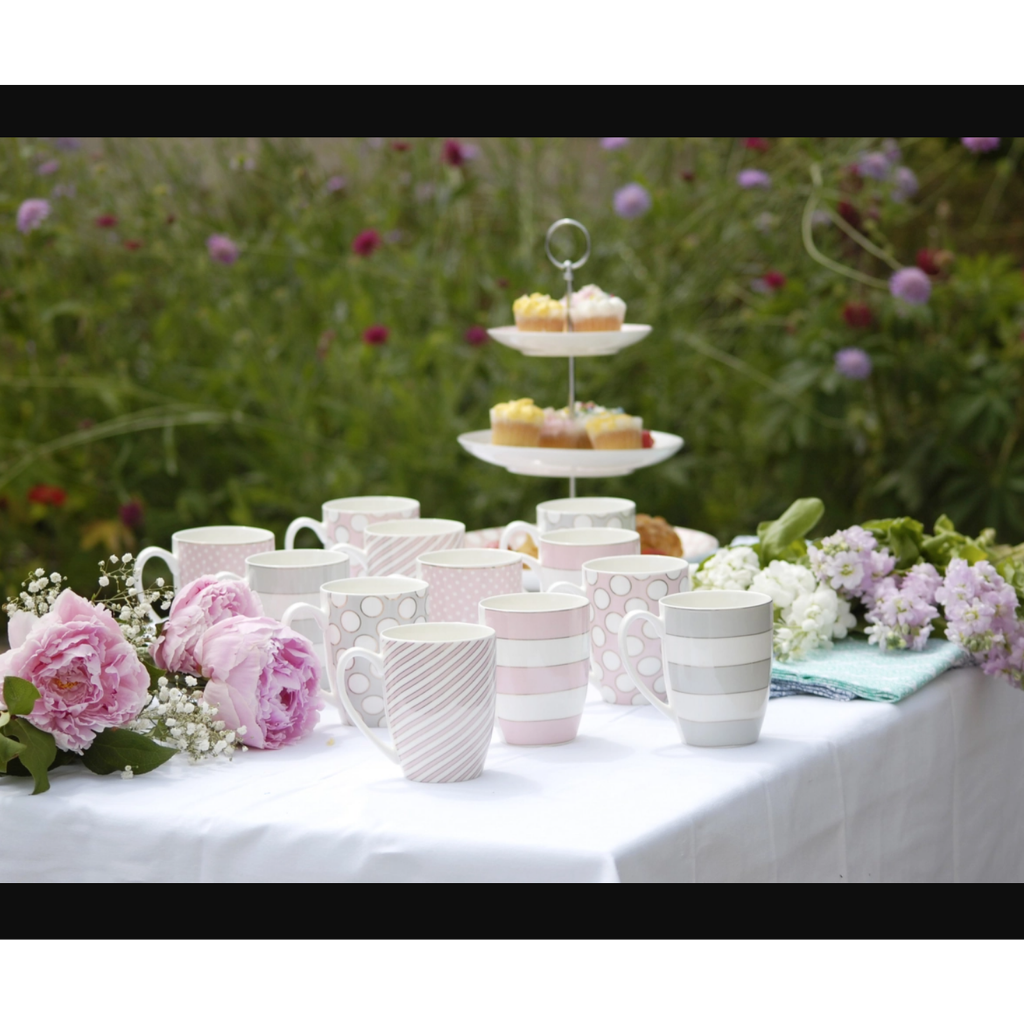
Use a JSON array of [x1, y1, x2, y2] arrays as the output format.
[[363, 325, 389, 345], [391, 141, 411, 152], [837, 201, 862, 231], [763, 270, 786, 290], [95, 214, 118, 228], [916, 248, 954, 277], [123, 239, 143, 251], [442, 139, 478, 166], [465, 326, 488, 346], [743, 138, 769, 152], [680, 169, 695, 182], [842, 302, 873, 328], [119, 501, 144, 529], [352, 229, 382, 257], [495, 277, 509, 289], [29, 484, 67, 506]]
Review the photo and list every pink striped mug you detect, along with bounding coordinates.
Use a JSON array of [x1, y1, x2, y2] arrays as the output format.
[[336, 623, 497, 783], [480, 593, 591, 745], [501, 527, 640, 592], [416, 548, 523, 623], [332, 519, 465, 578]]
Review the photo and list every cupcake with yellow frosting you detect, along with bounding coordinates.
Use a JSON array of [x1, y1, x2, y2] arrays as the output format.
[[513, 293, 566, 333], [490, 398, 545, 446], [585, 411, 643, 450]]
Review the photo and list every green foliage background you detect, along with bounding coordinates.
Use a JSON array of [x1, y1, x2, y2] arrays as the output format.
[[2, 136, 1024, 611]]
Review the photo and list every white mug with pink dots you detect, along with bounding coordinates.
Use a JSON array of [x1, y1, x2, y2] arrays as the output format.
[[284, 496, 420, 576], [416, 548, 523, 624], [550, 554, 690, 706], [282, 576, 428, 728], [134, 525, 275, 591]]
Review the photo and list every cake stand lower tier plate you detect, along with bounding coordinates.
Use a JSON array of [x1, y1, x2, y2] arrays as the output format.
[[458, 430, 683, 478], [487, 324, 651, 357]]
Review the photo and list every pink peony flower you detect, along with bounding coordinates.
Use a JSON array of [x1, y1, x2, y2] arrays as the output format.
[[17, 198, 50, 234], [207, 234, 239, 265], [150, 574, 263, 676], [0, 590, 150, 752], [199, 617, 322, 749]]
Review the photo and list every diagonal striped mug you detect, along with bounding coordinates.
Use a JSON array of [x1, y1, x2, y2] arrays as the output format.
[[335, 623, 497, 783], [331, 519, 464, 578]]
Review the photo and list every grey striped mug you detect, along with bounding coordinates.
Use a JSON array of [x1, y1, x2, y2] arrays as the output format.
[[618, 590, 773, 747]]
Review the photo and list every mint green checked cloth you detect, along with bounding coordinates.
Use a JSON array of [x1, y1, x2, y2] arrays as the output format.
[[770, 636, 969, 702]]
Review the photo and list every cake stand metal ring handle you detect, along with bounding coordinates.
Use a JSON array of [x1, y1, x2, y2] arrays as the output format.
[[545, 218, 591, 271]]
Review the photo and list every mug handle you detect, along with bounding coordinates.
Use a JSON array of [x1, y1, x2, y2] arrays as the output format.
[[327, 542, 370, 572], [285, 517, 328, 550], [500, 520, 540, 553], [335, 648, 400, 764], [618, 609, 674, 721], [548, 581, 585, 597], [134, 546, 178, 599], [281, 602, 339, 709]]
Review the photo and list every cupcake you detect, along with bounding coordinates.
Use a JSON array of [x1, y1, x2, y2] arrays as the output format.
[[539, 406, 591, 449], [569, 285, 626, 332], [490, 398, 545, 446], [513, 293, 566, 333], [585, 411, 643, 450]]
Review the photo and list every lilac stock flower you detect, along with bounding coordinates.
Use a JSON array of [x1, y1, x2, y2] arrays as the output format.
[[199, 616, 323, 749], [857, 152, 890, 181], [207, 234, 239, 265], [808, 526, 891, 600], [737, 169, 771, 189], [961, 138, 1000, 153], [613, 183, 652, 219], [601, 137, 629, 150], [835, 347, 872, 380], [902, 563, 942, 604], [891, 166, 919, 202], [865, 576, 939, 652], [16, 198, 50, 234], [37, 159, 60, 176], [889, 266, 931, 305]]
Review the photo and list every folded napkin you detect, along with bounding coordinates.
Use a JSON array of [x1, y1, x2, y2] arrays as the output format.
[[769, 635, 969, 702]]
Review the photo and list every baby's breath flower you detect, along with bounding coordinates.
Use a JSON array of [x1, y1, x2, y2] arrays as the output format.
[[109, 554, 119, 563], [49, 572, 62, 584], [34, 568, 45, 577], [98, 575, 110, 587], [122, 552, 133, 563], [155, 578, 165, 587], [121, 765, 134, 780]]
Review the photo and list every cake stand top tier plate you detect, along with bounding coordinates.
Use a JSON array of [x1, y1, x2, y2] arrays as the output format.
[[487, 324, 651, 358], [458, 430, 683, 479]]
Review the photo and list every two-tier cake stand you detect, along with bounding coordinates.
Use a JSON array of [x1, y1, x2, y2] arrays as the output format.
[[458, 218, 683, 498]]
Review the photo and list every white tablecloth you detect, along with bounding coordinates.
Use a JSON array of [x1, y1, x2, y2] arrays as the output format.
[[3, 665, 1022, 882]]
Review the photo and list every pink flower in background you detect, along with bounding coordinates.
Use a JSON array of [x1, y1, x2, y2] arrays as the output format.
[[465, 325, 488, 345], [199, 617, 322, 749], [601, 138, 629, 150], [17, 199, 50, 234], [962, 138, 1000, 153], [743, 138, 769, 152], [150, 574, 263, 677], [763, 270, 786, 290], [207, 234, 239, 265], [326, 175, 347, 193], [613, 182, 652, 219], [37, 160, 60, 176], [442, 139, 476, 166], [737, 169, 771, 189], [835, 347, 872, 379], [95, 214, 118, 228], [0, 590, 150, 752], [889, 266, 931, 305], [363, 325, 389, 345], [842, 302, 873, 328], [352, 229, 382, 257]]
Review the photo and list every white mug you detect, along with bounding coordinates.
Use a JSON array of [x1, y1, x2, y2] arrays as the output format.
[[282, 576, 428, 727], [331, 518, 465, 578], [416, 548, 523, 624], [501, 527, 640, 592], [135, 526, 275, 591], [618, 590, 774, 747], [337, 623, 497, 783]]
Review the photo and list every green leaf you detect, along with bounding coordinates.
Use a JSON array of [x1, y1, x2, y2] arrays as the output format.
[[757, 498, 824, 566], [6, 718, 56, 795], [81, 728, 177, 776], [863, 517, 926, 571], [3, 676, 40, 717], [0, 731, 27, 773], [143, 660, 166, 692]]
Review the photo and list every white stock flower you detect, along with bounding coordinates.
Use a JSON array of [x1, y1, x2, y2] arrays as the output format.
[[749, 560, 815, 612], [694, 546, 760, 591]]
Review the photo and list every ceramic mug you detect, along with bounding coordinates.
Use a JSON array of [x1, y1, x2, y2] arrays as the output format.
[[134, 526, 275, 591], [618, 590, 774, 747], [501, 497, 636, 554], [336, 623, 497, 783], [331, 518, 465, 578], [550, 554, 691, 706], [479, 593, 591, 746], [501, 527, 640, 592], [282, 576, 428, 727], [416, 548, 523, 624], [284, 497, 420, 576]]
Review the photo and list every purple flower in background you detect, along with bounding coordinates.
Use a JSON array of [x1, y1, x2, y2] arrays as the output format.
[[961, 138, 1000, 153], [857, 152, 890, 181], [37, 159, 60, 176], [53, 137, 80, 151], [326, 175, 347, 193], [207, 233, 239, 265], [865, 576, 939, 652], [809, 526, 891, 601], [882, 139, 902, 165], [890, 266, 931, 305], [835, 347, 873, 380], [613, 183, 652, 219], [601, 138, 629, 150], [52, 184, 76, 199], [16, 198, 50, 234], [891, 166, 919, 202], [737, 169, 771, 189]]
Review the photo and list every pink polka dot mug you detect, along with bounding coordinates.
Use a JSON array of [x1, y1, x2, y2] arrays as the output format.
[[416, 548, 523, 624], [134, 526, 275, 591]]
